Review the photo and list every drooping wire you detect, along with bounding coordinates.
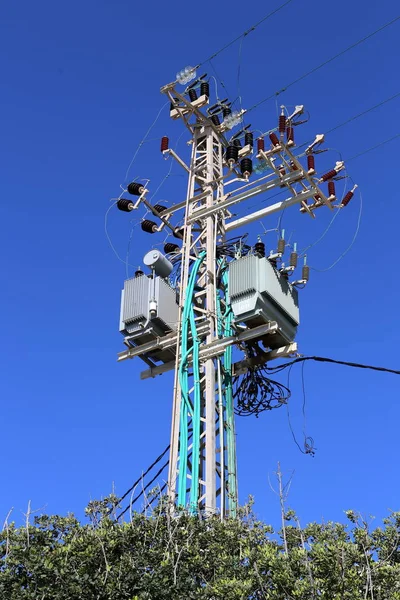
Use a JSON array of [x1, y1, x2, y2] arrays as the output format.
[[312, 188, 362, 272], [124, 101, 170, 183], [285, 363, 314, 455], [247, 16, 400, 114]]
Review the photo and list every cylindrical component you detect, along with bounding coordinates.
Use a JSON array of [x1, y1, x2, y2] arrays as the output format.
[[134, 268, 144, 278], [200, 81, 210, 97], [290, 161, 299, 171], [255, 241, 265, 257], [117, 199, 134, 212], [302, 264, 310, 282], [143, 249, 173, 278], [278, 237, 285, 254], [211, 113, 220, 127], [257, 137, 265, 152], [153, 204, 167, 214], [160, 136, 169, 152], [223, 106, 232, 117], [279, 114, 286, 134], [269, 132, 280, 147], [173, 227, 184, 239], [244, 132, 254, 148], [164, 242, 180, 254], [341, 190, 354, 207], [188, 88, 198, 102], [141, 219, 158, 234], [321, 168, 337, 182], [240, 158, 253, 176], [286, 126, 294, 144], [233, 138, 242, 148], [307, 154, 315, 172], [328, 181, 336, 198], [225, 145, 239, 164], [290, 251, 298, 268], [127, 182, 144, 196], [279, 166, 286, 176]]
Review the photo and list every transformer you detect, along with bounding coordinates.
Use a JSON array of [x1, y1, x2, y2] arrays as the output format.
[[120, 274, 179, 363], [228, 254, 299, 349]]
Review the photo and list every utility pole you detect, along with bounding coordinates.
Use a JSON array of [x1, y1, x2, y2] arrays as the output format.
[[116, 67, 356, 518]]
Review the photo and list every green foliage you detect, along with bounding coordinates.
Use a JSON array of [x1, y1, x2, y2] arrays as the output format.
[[1, 498, 400, 599]]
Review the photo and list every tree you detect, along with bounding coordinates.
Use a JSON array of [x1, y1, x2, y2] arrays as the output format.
[[1, 496, 400, 599]]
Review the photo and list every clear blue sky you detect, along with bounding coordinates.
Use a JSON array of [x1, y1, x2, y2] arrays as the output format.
[[1, 0, 399, 529]]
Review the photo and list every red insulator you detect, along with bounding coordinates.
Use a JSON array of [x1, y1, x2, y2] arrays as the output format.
[[279, 115, 286, 134], [286, 126, 294, 144], [269, 132, 280, 147], [279, 166, 286, 176], [161, 136, 169, 152], [291, 162, 298, 171], [328, 181, 336, 198], [257, 138, 265, 152], [341, 190, 354, 207], [307, 154, 315, 172], [314, 194, 321, 203], [321, 168, 337, 182]]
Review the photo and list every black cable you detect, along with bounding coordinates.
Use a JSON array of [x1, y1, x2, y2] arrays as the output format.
[[247, 16, 400, 113], [116, 460, 169, 520], [114, 444, 170, 508], [265, 355, 400, 376]]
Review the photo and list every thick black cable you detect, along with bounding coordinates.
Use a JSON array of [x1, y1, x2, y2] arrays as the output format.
[[247, 16, 400, 113], [265, 355, 400, 376], [198, 0, 295, 67]]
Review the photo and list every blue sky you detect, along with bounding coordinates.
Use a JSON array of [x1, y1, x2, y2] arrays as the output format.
[[1, 0, 399, 529]]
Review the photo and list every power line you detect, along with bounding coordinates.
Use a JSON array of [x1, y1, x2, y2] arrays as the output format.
[[347, 133, 400, 162], [247, 16, 400, 113], [326, 92, 400, 135], [266, 355, 400, 376], [198, 0, 296, 67], [296, 91, 400, 152]]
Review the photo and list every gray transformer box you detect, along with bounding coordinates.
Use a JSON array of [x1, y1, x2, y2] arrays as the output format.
[[119, 275, 179, 363], [228, 255, 299, 349]]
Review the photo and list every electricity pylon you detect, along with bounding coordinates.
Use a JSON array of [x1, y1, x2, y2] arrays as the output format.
[[117, 69, 356, 518]]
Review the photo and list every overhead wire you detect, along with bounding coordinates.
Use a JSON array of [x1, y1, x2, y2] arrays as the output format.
[[265, 355, 400, 377], [198, 0, 296, 67], [246, 16, 400, 114], [346, 133, 400, 162]]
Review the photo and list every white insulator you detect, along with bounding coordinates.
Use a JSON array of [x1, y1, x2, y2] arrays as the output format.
[[143, 250, 173, 278]]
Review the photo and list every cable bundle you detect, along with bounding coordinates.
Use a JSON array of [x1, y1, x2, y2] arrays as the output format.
[[234, 367, 290, 417]]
